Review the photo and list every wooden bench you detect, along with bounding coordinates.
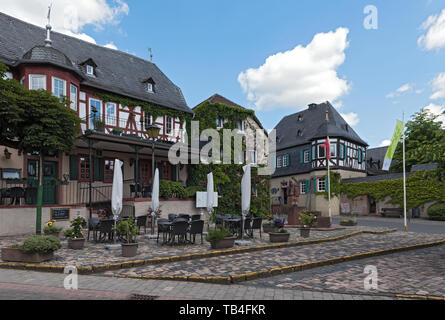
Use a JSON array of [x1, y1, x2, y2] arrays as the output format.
[[381, 208, 403, 218]]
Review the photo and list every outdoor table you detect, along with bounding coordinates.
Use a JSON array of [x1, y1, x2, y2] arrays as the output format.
[[158, 220, 192, 245], [223, 217, 242, 238]]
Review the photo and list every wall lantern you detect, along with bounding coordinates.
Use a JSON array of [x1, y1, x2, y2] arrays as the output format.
[[4, 148, 12, 159]]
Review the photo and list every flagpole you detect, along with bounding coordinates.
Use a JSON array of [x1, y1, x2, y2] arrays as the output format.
[[402, 112, 408, 232], [327, 136, 332, 222]]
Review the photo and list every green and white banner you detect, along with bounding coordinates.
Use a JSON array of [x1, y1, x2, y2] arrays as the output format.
[[382, 120, 405, 171]]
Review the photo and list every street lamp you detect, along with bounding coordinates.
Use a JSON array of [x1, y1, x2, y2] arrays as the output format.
[[146, 124, 161, 235]]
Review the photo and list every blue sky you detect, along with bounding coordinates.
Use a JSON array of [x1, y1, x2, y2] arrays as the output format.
[[4, 0, 445, 148]]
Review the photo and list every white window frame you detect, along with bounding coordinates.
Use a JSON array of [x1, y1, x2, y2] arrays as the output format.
[[89, 98, 102, 128], [29, 74, 46, 90], [146, 82, 153, 93], [86, 65, 94, 75], [317, 178, 326, 192], [216, 117, 223, 129], [300, 181, 307, 195], [52, 77, 66, 100], [276, 156, 282, 168], [304, 150, 310, 163], [330, 143, 337, 158], [282, 154, 289, 167], [318, 144, 326, 159], [105, 102, 117, 126], [247, 150, 257, 165], [70, 84, 78, 111], [237, 120, 244, 132], [166, 116, 173, 134]]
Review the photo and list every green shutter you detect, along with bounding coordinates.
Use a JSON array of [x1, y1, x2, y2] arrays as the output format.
[[313, 178, 316, 193], [326, 176, 329, 191], [308, 149, 312, 162], [93, 157, 104, 182], [344, 146, 348, 159], [305, 180, 310, 193], [286, 154, 290, 166], [69, 155, 78, 180]]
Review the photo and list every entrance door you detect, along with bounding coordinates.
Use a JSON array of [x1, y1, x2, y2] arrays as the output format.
[[369, 195, 376, 214], [139, 160, 151, 185], [42, 162, 57, 205]]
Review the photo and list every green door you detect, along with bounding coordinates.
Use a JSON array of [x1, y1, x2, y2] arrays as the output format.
[[42, 162, 57, 205]]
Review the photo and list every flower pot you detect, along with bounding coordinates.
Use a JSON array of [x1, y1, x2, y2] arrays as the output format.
[[67, 238, 85, 250], [210, 237, 236, 249], [121, 243, 138, 257], [1, 247, 54, 263], [300, 228, 311, 238], [269, 232, 290, 243], [263, 225, 278, 233]]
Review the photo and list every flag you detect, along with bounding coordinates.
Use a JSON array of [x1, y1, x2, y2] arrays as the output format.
[[321, 137, 331, 160], [382, 120, 405, 171]]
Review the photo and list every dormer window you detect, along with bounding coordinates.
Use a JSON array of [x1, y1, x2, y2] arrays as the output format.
[[298, 115, 303, 121], [143, 78, 155, 93], [86, 65, 94, 75], [297, 130, 302, 137], [146, 82, 153, 93]]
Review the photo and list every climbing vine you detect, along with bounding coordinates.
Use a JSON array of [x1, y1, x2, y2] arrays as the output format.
[[95, 91, 193, 123], [340, 170, 445, 209], [186, 101, 270, 217]]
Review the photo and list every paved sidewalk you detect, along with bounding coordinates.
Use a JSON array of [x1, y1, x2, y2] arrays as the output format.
[[0, 269, 400, 300]]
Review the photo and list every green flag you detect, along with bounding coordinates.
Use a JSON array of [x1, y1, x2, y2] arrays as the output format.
[[382, 120, 405, 171]]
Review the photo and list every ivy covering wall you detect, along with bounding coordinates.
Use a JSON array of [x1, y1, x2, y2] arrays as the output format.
[[340, 170, 445, 209], [187, 101, 270, 217]]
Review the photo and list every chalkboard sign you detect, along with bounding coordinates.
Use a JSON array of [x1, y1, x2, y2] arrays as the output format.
[[50, 208, 70, 221]]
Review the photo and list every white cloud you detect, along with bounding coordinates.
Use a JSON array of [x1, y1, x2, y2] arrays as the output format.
[[418, 9, 445, 51], [1, 0, 129, 46], [386, 83, 412, 99], [340, 112, 360, 126], [379, 140, 391, 147], [104, 42, 118, 50], [430, 72, 445, 100], [424, 103, 445, 127], [238, 27, 350, 111]]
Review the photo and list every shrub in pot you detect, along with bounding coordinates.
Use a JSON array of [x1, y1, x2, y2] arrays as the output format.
[[299, 212, 317, 238], [269, 219, 290, 243], [205, 226, 236, 249], [43, 220, 63, 238], [64, 216, 86, 250], [114, 218, 139, 257], [2, 236, 61, 263]]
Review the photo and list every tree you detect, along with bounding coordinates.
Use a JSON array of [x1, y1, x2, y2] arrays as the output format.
[[0, 62, 81, 233], [391, 108, 445, 174]]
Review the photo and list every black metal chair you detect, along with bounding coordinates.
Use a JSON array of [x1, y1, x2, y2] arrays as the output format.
[[97, 220, 114, 243], [168, 214, 177, 221], [215, 214, 224, 227], [191, 214, 201, 221], [187, 220, 204, 244], [87, 217, 100, 241], [8, 187, 25, 205], [130, 184, 142, 197], [157, 219, 170, 244], [243, 217, 253, 237], [136, 215, 148, 234], [142, 185, 152, 198], [178, 214, 190, 221], [170, 220, 189, 246], [250, 217, 263, 239]]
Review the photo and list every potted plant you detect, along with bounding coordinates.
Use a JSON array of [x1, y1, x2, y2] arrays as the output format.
[[205, 226, 236, 249], [111, 128, 123, 136], [64, 216, 86, 250], [43, 220, 62, 238], [94, 119, 105, 132], [299, 211, 318, 238], [97, 209, 109, 220], [269, 218, 290, 243], [1, 236, 61, 263], [114, 218, 139, 257], [340, 218, 357, 226], [262, 214, 278, 233]]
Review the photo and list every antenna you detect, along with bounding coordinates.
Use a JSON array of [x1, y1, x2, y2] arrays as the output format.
[[148, 48, 153, 62]]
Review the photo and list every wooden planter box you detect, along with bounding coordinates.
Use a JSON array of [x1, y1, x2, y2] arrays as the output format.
[[1, 248, 54, 263], [210, 237, 236, 249], [269, 232, 290, 243]]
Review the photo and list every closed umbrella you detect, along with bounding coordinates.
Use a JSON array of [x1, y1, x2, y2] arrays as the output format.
[[151, 168, 159, 235], [241, 164, 251, 239], [206, 172, 214, 230], [111, 159, 123, 245]]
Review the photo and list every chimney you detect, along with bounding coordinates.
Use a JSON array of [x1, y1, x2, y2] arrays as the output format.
[[44, 5, 52, 47], [325, 109, 329, 121], [308, 103, 317, 110]]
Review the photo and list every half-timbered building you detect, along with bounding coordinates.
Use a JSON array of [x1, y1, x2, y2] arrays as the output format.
[[0, 12, 197, 235], [270, 101, 368, 217]]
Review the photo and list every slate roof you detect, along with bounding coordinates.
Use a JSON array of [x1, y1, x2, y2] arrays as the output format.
[[0, 12, 191, 114], [274, 101, 368, 151], [366, 146, 388, 176]]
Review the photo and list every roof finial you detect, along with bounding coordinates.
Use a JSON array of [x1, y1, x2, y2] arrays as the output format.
[[45, 3, 52, 47], [148, 48, 153, 62], [325, 109, 329, 121]]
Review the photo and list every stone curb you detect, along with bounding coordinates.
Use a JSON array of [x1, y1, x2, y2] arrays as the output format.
[[0, 229, 397, 274]]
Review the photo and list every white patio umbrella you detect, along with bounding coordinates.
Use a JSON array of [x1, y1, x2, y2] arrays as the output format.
[[241, 164, 251, 239], [206, 172, 215, 229], [151, 168, 160, 235], [111, 159, 123, 245]]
